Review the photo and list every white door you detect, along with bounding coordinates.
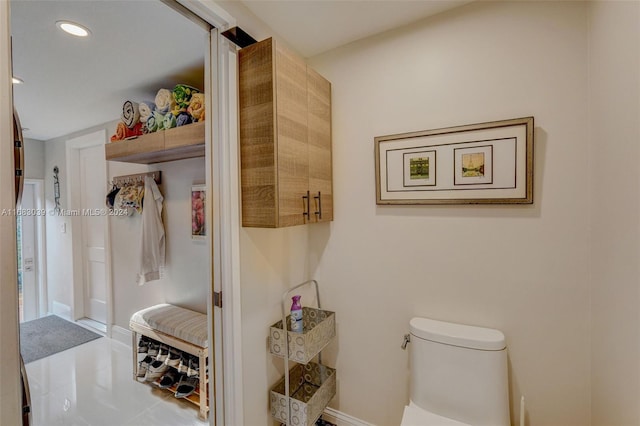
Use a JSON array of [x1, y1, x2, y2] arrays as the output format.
[[79, 144, 107, 324], [19, 182, 39, 322]]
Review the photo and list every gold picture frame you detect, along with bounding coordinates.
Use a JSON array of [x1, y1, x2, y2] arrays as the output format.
[[191, 184, 206, 240], [375, 117, 534, 204]]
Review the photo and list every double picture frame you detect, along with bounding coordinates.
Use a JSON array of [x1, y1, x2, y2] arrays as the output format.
[[375, 117, 534, 205]]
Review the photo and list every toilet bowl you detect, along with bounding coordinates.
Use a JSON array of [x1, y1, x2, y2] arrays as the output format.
[[401, 402, 470, 426]]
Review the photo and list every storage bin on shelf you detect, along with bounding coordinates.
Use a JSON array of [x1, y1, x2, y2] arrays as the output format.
[[269, 307, 336, 364], [270, 362, 336, 426]]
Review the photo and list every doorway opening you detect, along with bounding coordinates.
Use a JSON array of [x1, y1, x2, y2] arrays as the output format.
[[9, 0, 237, 423]]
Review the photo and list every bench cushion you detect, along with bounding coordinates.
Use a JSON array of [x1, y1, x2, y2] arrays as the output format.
[[130, 304, 208, 348]]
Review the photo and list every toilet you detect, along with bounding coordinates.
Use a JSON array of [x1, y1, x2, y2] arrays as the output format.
[[401, 317, 510, 426]]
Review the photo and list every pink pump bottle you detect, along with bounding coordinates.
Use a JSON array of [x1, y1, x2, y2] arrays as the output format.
[[290, 295, 303, 332]]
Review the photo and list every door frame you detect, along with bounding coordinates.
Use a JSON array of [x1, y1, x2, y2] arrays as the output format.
[[1, 1, 22, 421], [22, 178, 47, 319], [175, 2, 244, 424], [208, 27, 244, 426], [65, 129, 113, 334]]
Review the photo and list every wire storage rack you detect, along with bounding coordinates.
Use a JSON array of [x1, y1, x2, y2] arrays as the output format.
[[269, 280, 337, 426]]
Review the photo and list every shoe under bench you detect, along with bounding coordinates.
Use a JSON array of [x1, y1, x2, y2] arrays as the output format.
[[129, 303, 209, 420]]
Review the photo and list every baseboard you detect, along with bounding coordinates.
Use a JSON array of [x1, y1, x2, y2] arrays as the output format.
[[52, 301, 71, 320], [76, 318, 106, 334], [111, 325, 132, 347], [323, 407, 374, 426]]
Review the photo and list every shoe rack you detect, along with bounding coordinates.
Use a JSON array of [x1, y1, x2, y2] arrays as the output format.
[[130, 326, 209, 420]]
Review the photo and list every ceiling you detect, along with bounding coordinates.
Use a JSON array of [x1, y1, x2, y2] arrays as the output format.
[[10, 0, 207, 141], [11, 0, 469, 141], [239, 0, 472, 58]]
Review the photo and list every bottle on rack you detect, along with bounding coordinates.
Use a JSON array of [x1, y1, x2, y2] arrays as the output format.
[[290, 295, 303, 332]]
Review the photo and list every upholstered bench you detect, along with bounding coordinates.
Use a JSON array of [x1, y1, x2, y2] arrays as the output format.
[[130, 304, 209, 419]]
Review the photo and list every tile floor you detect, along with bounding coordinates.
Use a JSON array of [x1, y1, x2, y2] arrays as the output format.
[[25, 337, 208, 426]]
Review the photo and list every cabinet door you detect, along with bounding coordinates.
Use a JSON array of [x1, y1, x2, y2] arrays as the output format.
[[239, 38, 278, 227], [275, 42, 309, 227], [307, 67, 333, 223]]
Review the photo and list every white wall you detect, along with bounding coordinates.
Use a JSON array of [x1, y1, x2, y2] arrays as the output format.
[[588, 2, 640, 425], [44, 130, 75, 316], [23, 137, 44, 179], [237, 1, 640, 424], [304, 2, 591, 425], [108, 156, 209, 329], [44, 120, 208, 327], [240, 226, 311, 426]]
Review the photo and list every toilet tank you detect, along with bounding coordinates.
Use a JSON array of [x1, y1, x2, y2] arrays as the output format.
[[409, 317, 510, 426]]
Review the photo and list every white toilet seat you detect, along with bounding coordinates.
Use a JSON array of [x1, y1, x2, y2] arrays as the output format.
[[401, 402, 471, 426]]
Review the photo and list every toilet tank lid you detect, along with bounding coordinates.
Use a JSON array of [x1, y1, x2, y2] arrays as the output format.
[[410, 317, 506, 351]]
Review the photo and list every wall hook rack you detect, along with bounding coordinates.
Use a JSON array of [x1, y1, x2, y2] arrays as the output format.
[[53, 166, 61, 212], [112, 171, 161, 188]]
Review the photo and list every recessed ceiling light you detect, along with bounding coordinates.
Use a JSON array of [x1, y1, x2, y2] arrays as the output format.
[[56, 20, 91, 37], [12, 76, 24, 84]]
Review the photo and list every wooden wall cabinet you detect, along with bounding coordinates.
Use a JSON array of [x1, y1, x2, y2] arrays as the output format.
[[239, 38, 332, 228]]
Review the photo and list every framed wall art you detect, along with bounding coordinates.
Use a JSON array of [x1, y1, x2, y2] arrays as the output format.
[[375, 116, 534, 204], [191, 184, 206, 240]]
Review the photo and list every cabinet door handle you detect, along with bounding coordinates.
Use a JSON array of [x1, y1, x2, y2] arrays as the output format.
[[302, 191, 311, 221], [314, 191, 322, 220]]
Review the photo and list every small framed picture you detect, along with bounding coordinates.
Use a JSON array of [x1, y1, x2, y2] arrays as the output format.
[[403, 150, 436, 187], [454, 145, 493, 185], [191, 185, 206, 240]]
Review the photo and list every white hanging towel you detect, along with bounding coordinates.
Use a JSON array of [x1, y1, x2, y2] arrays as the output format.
[[137, 175, 165, 285]]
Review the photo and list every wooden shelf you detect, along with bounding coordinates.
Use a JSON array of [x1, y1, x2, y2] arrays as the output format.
[[106, 121, 205, 164]]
